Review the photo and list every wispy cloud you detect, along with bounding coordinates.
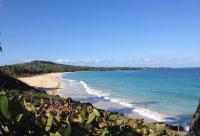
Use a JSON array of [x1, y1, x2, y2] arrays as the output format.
[[23, 59, 32, 63], [55, 59, 65, 63], [127, 55, 200, 67], [53, 55, 200, 67], [55, 58, 116, 66]]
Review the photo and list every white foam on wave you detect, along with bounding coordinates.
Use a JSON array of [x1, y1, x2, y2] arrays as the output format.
[[59, 76, 74, 82], [80, 81, 110, 97], [109, 98, 133, 108], [133, 107, 169, 122], [79, 80, 170, 123]]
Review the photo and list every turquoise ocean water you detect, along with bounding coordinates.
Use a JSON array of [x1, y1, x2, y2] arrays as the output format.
[[62, 68, 200, 129]]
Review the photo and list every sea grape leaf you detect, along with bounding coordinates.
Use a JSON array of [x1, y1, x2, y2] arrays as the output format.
[[116, 117, 124, 125], [0, 95, 11, 119], [141, 127, 147, 135], [149, 134, 155, 136], [60, 123, 71, 136], [136, 129, 141, 133], [23, 99, 35, 112], [16, 114, 23, 122], [53, 116, 61, 126], [122, 132, 133, 136], [42, 116, 47, 125], [93, 108, 100, 117], [45, 116, 53, 131], [155, 124, 166, 132], [50, 132, 61, 136], [65, 123, 72, 136], [101, 128, 108, 136], [78, 114, 83, 123], [1, 124, 9, 133], [86, 113, 96, 125], [149, 128, 154, 134], [128, 119, 138, 129], [80, 110, 88, 121]]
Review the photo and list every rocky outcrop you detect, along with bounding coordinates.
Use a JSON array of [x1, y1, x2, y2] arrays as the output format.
[[187, 101, 200, 136]]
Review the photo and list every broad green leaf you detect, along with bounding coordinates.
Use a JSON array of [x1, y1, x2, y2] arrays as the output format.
[[23, 99, 35, 112], [123, 132, 133, 136], [155, 124, 166, 132], [128, 119, 138, 128], [16, 114, 23, 122], [116, 117, 124, 125], [0, 95, 11, 119], [141, 127, 147, 135], [93, 108, 100, 117], [101, 128, 108, 136], [149, 129, 154, 134], [60, 123, 72, 136], [50, 132, 61, 136], [1, 125, 9, 132], [45, 116, 53, 131], [136, 129, 141, 133], [42, 117, 47, 125], [80, 110, 88, 120], [65, 123, 71, 136], [78, 114, 83, 123], [86, 113, 96, 125]]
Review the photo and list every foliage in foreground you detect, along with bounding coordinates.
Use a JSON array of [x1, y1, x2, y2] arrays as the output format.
[[0, 91, 180, 136], [0, 71, 39, 92]]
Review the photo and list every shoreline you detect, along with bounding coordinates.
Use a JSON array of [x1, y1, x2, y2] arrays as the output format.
[[18, 72, 187, 131], [59, 73, 157, 122], [18, 72, 65, 96], [18, 72, 151, 121]]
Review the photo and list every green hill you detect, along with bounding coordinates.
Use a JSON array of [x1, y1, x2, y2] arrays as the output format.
[[0, 61, 145, 77]]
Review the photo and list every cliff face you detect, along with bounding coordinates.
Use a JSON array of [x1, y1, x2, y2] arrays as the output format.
[[187, 101, 200, 136]]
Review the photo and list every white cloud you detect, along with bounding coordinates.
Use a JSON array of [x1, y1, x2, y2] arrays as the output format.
[[64, 59, 69, 63], [55, 59, 64, 63], [125, 55, 200, 67], [23, 59, 32, 63], [54, 58, 115, 66], [54, 55, 200, 67], [193, 58, 200, 63]]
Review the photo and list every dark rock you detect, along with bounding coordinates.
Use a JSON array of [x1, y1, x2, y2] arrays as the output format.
[[187, 101, 200, 136]]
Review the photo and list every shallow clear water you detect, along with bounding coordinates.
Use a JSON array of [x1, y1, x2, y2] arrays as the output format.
[[63, 68, 200, 129]]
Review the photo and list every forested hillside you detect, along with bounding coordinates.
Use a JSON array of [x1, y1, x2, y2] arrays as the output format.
[[0, 61, 145, 77]]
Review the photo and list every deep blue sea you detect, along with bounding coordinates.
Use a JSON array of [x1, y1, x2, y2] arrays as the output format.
[[63, 68, 200, 129]]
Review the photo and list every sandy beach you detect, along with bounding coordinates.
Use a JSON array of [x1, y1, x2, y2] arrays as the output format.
[[18, 73, 65, 95], [18, 72, 150, 120], [18, 72, 156, 122]]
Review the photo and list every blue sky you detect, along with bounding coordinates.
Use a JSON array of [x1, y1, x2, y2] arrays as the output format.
[[0, 0, 200, 67]]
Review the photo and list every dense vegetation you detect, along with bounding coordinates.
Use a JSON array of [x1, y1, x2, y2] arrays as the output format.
[[0, 70, 39, 92], [0, 61, 147, 77], [0, 90, 183, 136]]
